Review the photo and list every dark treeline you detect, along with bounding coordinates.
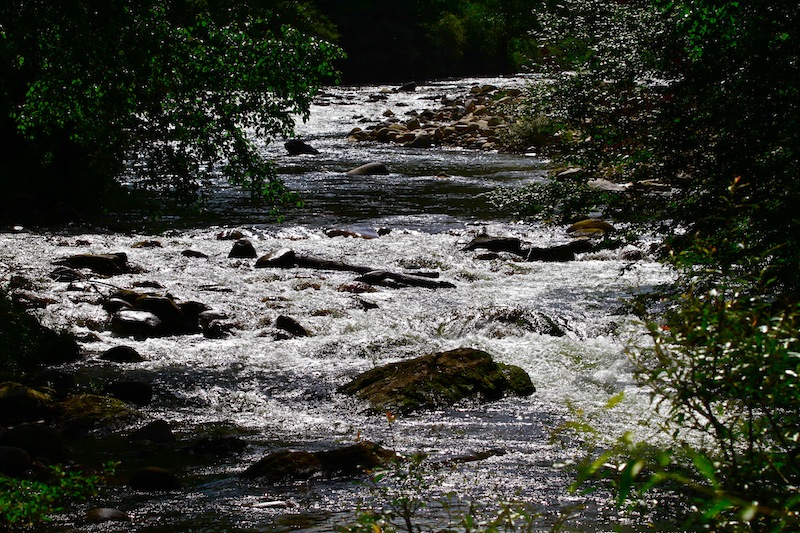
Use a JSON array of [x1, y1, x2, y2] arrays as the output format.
[[280, 0, 540, 83]]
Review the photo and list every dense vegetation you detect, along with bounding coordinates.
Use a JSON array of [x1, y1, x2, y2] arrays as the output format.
[[0, 1, 342, 221], [501, 0, 800, 530]]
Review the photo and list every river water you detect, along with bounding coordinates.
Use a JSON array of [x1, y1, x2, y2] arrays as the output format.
[[0, 77, 678, 531]]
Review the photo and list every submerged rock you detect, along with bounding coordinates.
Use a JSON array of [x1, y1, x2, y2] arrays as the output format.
[[87, 508, 131, 523], [130, 419, 175, 443], [346, 162, 389, 176], [240, 441, 395, 482], [338, 347, 535, 413]]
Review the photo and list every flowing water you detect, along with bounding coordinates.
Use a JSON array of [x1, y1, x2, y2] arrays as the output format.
[[0, 77, 678, 531]]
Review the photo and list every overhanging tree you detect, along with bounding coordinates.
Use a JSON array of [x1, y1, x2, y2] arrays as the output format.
[[0, 1, 342, 218]]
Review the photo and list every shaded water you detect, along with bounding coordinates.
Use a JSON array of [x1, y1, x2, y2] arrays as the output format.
[[0, 77, 679, 531]]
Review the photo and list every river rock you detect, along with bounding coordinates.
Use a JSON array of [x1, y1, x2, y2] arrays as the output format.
[[100, 345, 145, 363], [0, 382, 55, 425], [111, 309, 162, 338], [396, 82, 417, 92], [87, 508, 131, 523], [186, 436, 247, 456], [255, 247, 296, 268], [181, 249, 209, 259], [338, 347, 535, 413], [56, 394, 141, 436], [275, 315, 311, 337], [228, 239, 258, 259], [130, 419, 175, 443], [240, 441, 396, 482], [53, 253, 130, 275], [284, 139, 319, 155], [134, 295, 191, 333], [0, 446, 32, 477], [346, 162, 389, 176], [129, 466, 181, 491], [566, 219, 616, 236]]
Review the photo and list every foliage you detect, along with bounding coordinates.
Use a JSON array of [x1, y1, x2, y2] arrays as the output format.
[[0, 463, 112, 529], [0, 1, 342, 215]]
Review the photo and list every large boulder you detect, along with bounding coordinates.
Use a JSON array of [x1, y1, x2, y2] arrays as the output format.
[[111, 309, 162, 338], [338, 348, 535, 413], [228, 239, 258, 259], [240, 441, 395, 482], [56, 394, 141, 436]]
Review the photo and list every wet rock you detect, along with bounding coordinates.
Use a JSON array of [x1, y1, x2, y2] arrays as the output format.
[[56, 394, 141, 436], [132, 240, 162, 248], [0, 382, 55, 425], [216, 229, 245, 241], [53, 253, 130, 275], [228, 239, 258, 259], [255, 247, 296, 268], [108, 381, 153, 406], [100, 346, 145, 363], [353, 270, 456, 289], [87, 508, 131, 523], [111, 309, 162, 338], [346, 162, 389, 176], [338, 347, 535, 413], [566, 219, 616, 236], [324, 228, 375, 239], [22, 370, 75, 398], [181, 249, 209, 259], [0, 424, 67, 462], [621, 247, 645, 261], [462, 236, 524, 255], [129, 466, 181, 491], [337, 281, 378, 294], [0, 446, 32, 477], [240, 441, 395, 482], [202, 319, 233, 339], [134, 295, 191, 334], [102, 297, 133, 314], [130, 419, 175, 443], [275, 315, 311, 337], [284, 139, 319, 155]]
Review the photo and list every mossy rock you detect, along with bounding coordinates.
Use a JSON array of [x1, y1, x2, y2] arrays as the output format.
[[338, 348, 535, 413], [56, 394, 141, 436]]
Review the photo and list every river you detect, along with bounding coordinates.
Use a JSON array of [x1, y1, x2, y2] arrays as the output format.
[[0, 77, 678, 531]]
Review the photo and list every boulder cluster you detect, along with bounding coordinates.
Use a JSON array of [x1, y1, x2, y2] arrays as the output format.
[[346, 84, 525, 151]]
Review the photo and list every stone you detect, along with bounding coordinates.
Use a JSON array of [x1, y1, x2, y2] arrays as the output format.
[[186, 436, 247, 456], [284, 139, 319, 155], [338, 347, 535, 413], [132, 240, 162, 248], [240, 441, 395, 482], [256, 247, 296, 268], [129, 466, 181, 491], [566, 219, 616, 235], [134, 295, 190, 334], [99, 345, 146, 363], [56, 394, 141, 436], [275, 315, 311, 337], [346, 162, 389, 176], [228, 239, 258, 259], [406, 133, 433, 148], [181, 249, 209, 259], [130, 419, 175, 443], [111, 309, 162, 338], [396, 82, 417, 92]]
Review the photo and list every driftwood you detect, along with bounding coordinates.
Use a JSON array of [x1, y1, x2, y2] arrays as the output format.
[[255, 248, 455, 289]]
